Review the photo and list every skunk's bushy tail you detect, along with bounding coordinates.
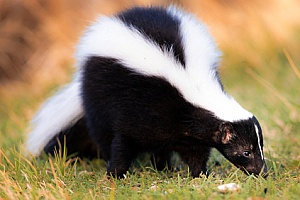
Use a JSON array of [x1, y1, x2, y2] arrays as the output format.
[[26, 79, 85, 156]]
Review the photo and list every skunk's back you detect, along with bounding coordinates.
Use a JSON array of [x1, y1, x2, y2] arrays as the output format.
[[76, 6, 251, 122]]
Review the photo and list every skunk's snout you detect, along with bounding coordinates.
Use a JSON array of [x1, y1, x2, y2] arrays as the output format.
[[245, 163, 268, 178], [238, 161, 268, 178]]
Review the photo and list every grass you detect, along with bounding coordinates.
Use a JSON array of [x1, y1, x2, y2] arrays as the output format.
[[1, 6, 300, 200], [1, 49, 300, 199]]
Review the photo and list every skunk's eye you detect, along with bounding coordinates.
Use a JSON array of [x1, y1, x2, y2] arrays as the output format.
[[243, 151, 251, 157]]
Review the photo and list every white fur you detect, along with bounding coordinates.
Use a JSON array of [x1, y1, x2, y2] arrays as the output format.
[[76, 6, 253, 122], [26, 6, 253, 156], [26, 76, 84, 156], [254, 124, 264, 160]]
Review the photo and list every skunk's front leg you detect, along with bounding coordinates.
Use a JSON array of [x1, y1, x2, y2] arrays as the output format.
[[107, 134, 138, 178], [179, 146, 211, 178], [151, 150, 172, 171]]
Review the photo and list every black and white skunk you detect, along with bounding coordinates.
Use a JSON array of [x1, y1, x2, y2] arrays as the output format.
[[26, 6, 268, 178]]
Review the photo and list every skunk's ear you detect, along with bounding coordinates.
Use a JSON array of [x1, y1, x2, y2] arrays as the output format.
[[219, 122, 234, 144]]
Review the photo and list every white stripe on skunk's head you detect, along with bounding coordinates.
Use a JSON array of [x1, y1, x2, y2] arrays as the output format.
[[75, 6, 253, 122], [254, 124, 264, 160]]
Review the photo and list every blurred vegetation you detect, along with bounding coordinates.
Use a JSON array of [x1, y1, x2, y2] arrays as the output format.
[[1, 0, 299, 85], [0, 0, 300, 199]]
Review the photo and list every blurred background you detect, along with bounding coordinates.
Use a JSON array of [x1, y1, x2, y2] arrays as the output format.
[[1, 0, 299, 87], [0, 0, 299, 157]]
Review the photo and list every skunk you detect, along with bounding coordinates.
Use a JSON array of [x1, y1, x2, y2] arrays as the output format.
[[26, 6, 268, 178]]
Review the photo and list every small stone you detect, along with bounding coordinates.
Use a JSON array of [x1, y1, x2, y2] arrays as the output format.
[[217, 183, 241, 193]]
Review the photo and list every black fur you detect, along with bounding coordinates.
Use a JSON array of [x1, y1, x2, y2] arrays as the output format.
[[118, 7, 185, 66], [43, 7, 267, 178], [44, 118, 99, 159], [81, 56, 225, 177]]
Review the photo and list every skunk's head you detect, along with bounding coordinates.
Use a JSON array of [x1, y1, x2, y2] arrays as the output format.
[[215, 116, 268, 177]]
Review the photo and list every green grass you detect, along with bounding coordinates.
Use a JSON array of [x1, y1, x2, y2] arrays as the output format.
[[1, 44, 300, 199]]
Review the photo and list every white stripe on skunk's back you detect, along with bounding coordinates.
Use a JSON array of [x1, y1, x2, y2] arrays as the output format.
[[76, 6, 253, 122], [26, 79, 84, 156]]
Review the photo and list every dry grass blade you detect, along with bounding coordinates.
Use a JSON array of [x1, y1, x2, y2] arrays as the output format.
[[283, 48, 300, 80], [246, 68, 296, 112], [0, 149, 15, 169]]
